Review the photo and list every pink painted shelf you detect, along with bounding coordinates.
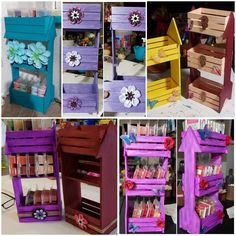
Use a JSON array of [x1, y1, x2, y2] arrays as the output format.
[[124, 135, 173, 233], [179, 127, 227, 233]]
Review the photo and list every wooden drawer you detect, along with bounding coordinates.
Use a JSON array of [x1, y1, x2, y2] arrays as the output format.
[[188, 77, 222, 111], [63, 46, 99, 71], [63, 3, 101, 30], [188, 8, 231, 37], [148, 36, 180, 66], [111, 6, 145, 31], [188, 44, 225, 76]]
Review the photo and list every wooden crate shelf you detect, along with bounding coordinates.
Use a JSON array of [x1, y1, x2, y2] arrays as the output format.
[[4, 16, 60, 113], [104, 7, 146, 113], [187, 8, 231, 37], [187, 8, 234, 112], [179, 127, 227, 234], [147, 18, 182, 110], [58, 122, 117, 234], [5, 125, 62, 223], [187, 44, 225, 76], [63, 3, 101, 114]]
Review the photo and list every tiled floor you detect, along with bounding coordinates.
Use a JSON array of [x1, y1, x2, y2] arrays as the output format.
[[2, 96, 61, 117]]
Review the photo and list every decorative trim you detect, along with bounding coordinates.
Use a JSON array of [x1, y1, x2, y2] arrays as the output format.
[[119, 85, 141, 108], [67, 96, 82, 111], [65, 51, 81, 67]]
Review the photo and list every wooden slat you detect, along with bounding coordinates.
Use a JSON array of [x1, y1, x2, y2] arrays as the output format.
[[6, 130, 53, 138], [126, 150, 170, 158], [136, 136, 167, 143], [125, 143, 166, 150], [61, 146, 98, 157], [7, 146, 54, 154], [59, 137, 99, 148], [7, 137, 54, 147]]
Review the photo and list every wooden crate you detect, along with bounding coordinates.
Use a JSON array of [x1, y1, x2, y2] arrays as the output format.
[[188, 8, 231, 37], [188, 77, 222, 112], [147, 18, 182, 110], [103, 6, 146, 113], [58, 122, 117, 234], [187, 8, 234, 113], [188, 44, 225, 76], [4, 16, 59, 113], [63, 3, 101, 114]]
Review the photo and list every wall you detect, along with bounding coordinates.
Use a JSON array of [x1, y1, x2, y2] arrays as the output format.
[[1, 1, 61, 99]]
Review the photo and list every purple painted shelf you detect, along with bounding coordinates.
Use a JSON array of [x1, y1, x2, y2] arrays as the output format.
[[104, 7, 146, 113], [63, 3, 101, 114], [5, 125, 62, 222], [179, 127, 227, 234], [124, 135, 173, 233]]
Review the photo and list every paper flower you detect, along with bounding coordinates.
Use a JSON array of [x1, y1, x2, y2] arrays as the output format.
[[74, 214, 88, 230], [68, 7, 84, 24], [128, 10, 143, 27], [26, 42, 51, 69], [226, 135, 232, 146], [217, 210, 224, 220], [200, 15, 209, 30], [164, 137, 175, 150], [7, 40, 27, 64], [123, 180, 135, 190], [67, 97, 82, 111], [119, 85, 141, 108], [156, 219, 165, 228], [199, 179, 208, 190], [65, 51, 81, 67], [32, 208, 47, 220]]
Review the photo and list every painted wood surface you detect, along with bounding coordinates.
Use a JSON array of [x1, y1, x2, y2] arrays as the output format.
[[5, 125, 62, 223], [63, 3, 101, 30], [179, 127, 226, 233], [63, 3, 100, 114], [147, 18, 182, 110], [111, 6, 145, 31], [58, 122, 117, 234], [124, 135, 172, 233], [187, 8, 234, 113]]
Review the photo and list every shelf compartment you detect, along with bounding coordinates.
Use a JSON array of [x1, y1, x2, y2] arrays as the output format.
[[188, 44, 225, 76], [111, 6, 145, 32], [195, 174, 224, 197], [9, 84, 53, 114], [128, 217, 164, 233], [63, 46, 99, 71], [188, 8, 231, 37], [63, 4, 101, 30], [188, 77, 222, 112], [126, 177, 166, 185], [148, 36, 180, 65], [104, 76, 146, 113], [200, 207, 223, 233], [63, 88, 97, 114], [147, 77, 180, 109]]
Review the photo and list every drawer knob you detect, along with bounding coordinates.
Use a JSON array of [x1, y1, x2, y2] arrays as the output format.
[[200, 91, 206, 102], [200, 15, 209, 30], [199, 55, 206, 67]]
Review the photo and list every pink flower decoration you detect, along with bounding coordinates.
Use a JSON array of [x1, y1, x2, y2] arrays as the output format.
[[74, 214, 88, 230]]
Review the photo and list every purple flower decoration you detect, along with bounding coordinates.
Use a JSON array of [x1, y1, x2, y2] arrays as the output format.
[[128, 10, 143, 27], [68, 7, 84, 24], [67, 97, 82, 111]]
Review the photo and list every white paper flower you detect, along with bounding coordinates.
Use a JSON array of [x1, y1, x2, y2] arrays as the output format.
[[33, 208, 47, 220], [131, 14, 140, 23], [119, 85, 141, 108], [65, 51, 81, 67]]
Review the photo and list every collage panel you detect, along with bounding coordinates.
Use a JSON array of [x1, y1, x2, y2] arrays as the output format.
[[62, 2, 103, 117], [2, 119, 117, 234], [119, 119, 176, 233], [103, 2, 146, 117], [2, 1, 61, 117], [177, 119, 234, 234], [147, 1, 234, 117]]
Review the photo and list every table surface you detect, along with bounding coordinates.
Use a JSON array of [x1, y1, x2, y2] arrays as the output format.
[[2, 175, 117, 234]]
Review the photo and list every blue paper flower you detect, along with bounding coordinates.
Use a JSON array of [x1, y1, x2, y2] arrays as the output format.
[[7, 40, 27, 64], [26, 42, 51, 69]]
